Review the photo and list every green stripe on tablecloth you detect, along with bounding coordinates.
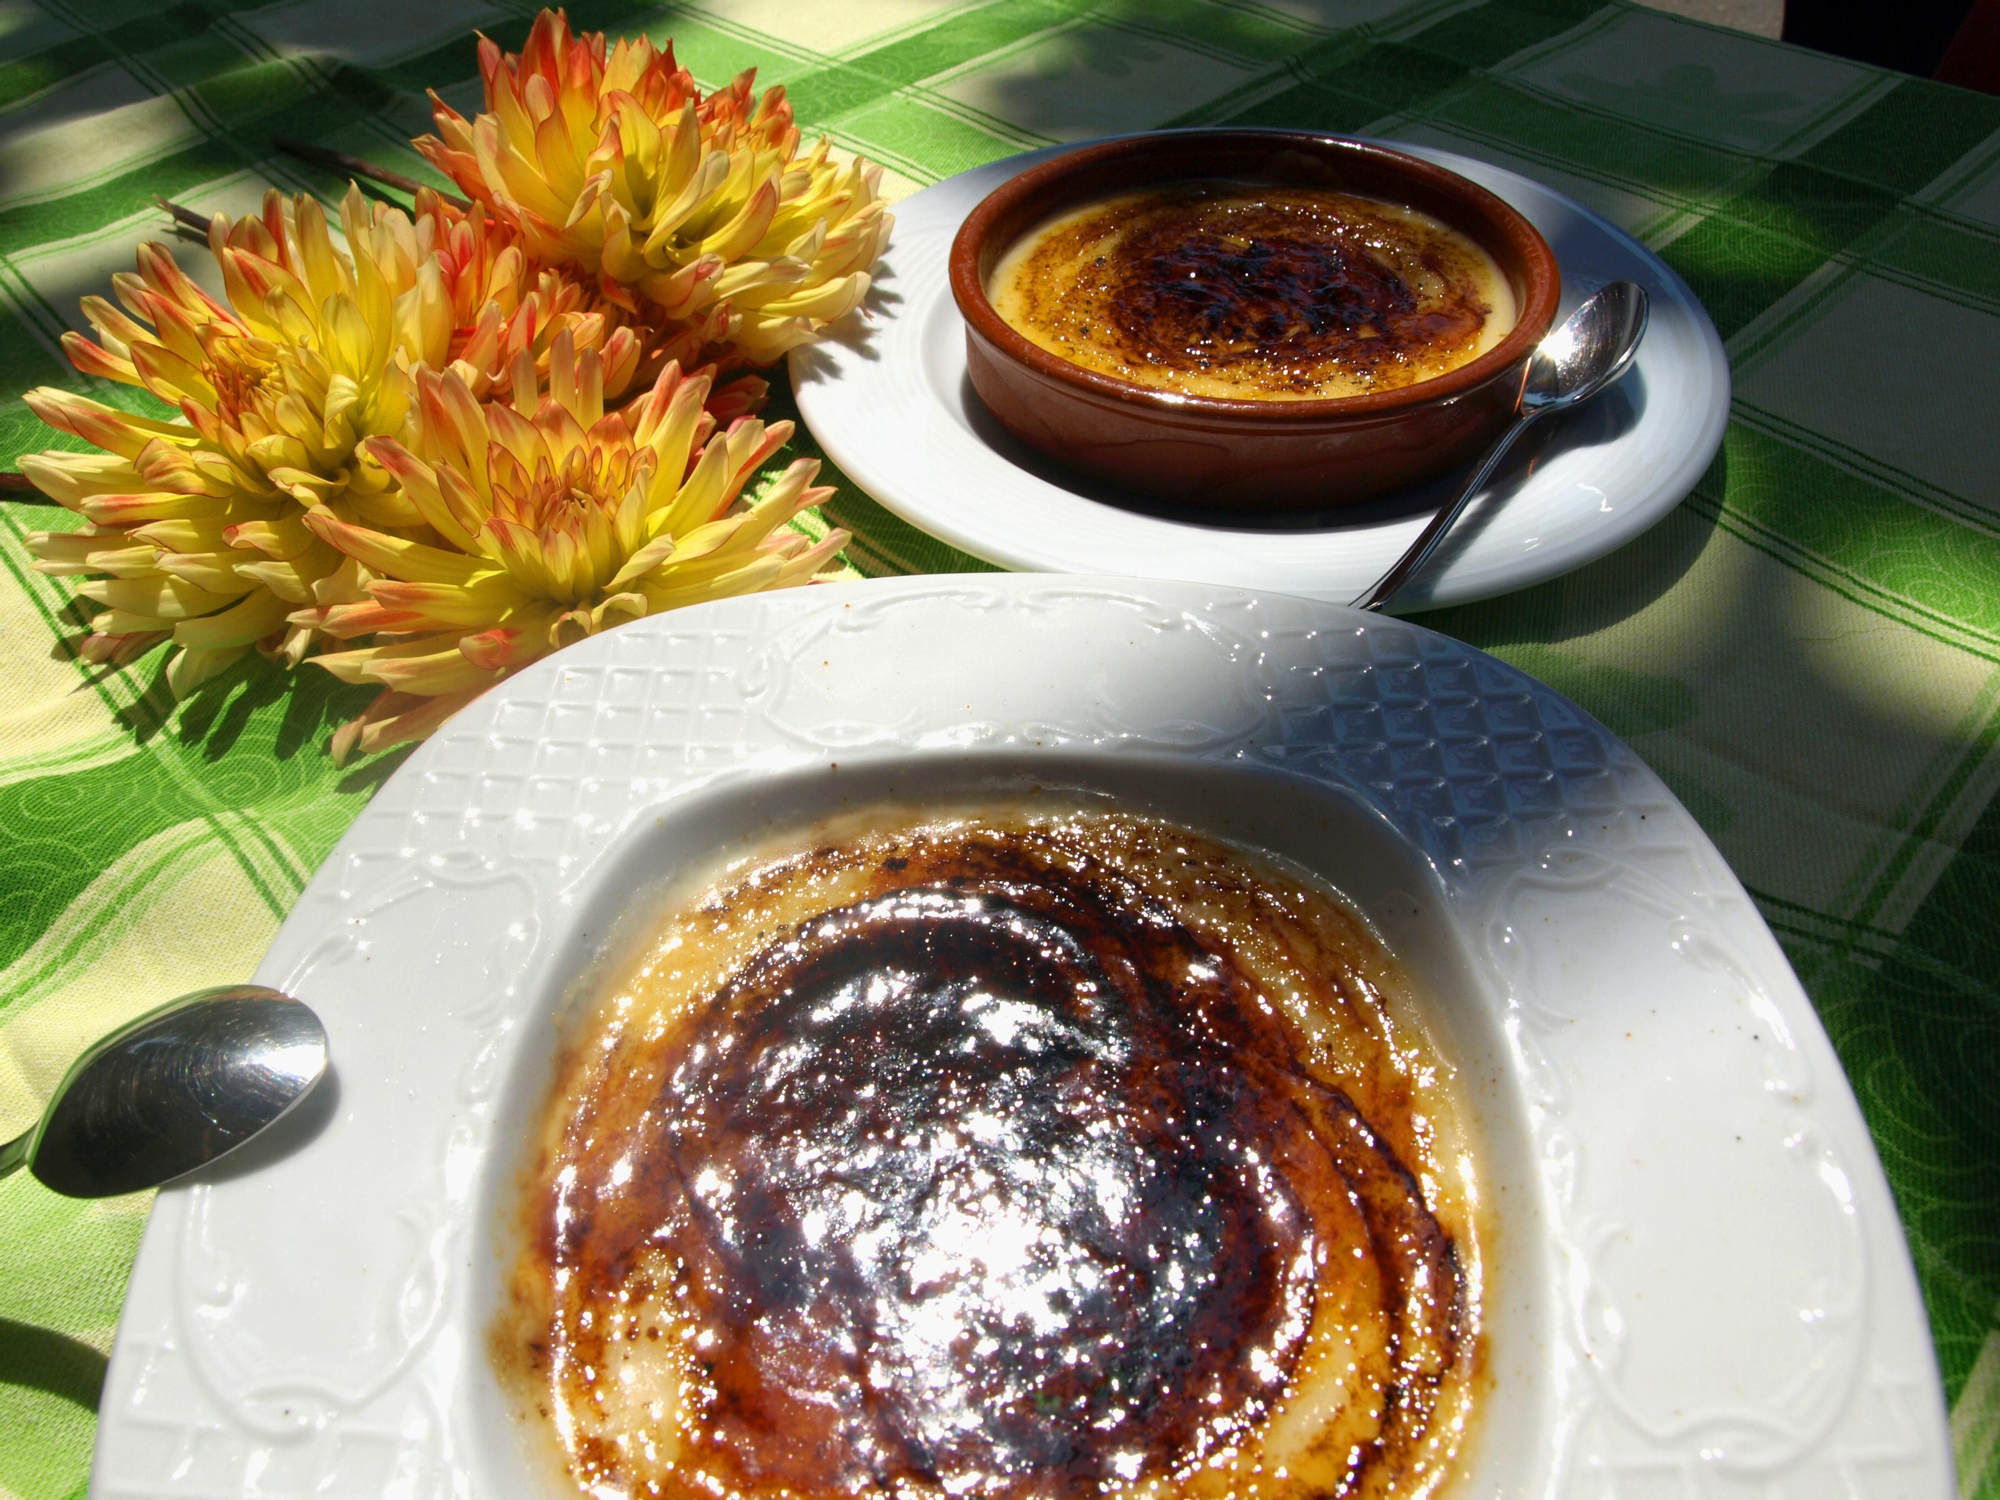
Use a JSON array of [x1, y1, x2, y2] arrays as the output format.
[[1218, 43, 1470, 131], [0, 142, 254, 255], [1414, 77, 1759, 215], [622, 16, 821, 89], [869, 85, 1051, 156], [0, 821, 250, 1023], [1732, 401, 1999, 533], [1205, 0, 1607, 132], [0, 527, 372, 997], [1662, 172, 1898, 338], [1800, 76, 2000, 193], [1396, 0, 1607, 69], [831, 98, 1026, 184], [1847, 686, 2000, 930], [1873, 215, 2000, 308], [1694, 425, 2000, 650], [1798, 780, 2000, 1402], [1682, 484, 1999, 662], [0, 711, 336, 977], [781, 0, 1083, 124], [1106, 0, 1340, 66], [0, 37, 111, 112]]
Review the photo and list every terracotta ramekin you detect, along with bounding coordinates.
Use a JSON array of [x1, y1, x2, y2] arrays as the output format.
[[948, 132, 1561, 511]]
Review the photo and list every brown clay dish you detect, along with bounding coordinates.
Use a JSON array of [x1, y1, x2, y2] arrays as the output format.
[[949, 131, 1561, 511]]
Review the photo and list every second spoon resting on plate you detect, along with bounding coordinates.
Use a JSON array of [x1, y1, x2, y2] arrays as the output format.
[[1352, 280, 1649, 613]]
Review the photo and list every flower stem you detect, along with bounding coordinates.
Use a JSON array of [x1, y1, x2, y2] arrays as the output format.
[[270, 137, 471, 212], [153, 196, 211, 234]]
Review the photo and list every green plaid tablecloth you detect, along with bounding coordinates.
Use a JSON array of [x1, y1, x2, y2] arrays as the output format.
[[2, 0, 1998, 1494]]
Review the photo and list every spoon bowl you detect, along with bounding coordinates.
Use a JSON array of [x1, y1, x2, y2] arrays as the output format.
[[0, 986, 328, 1198], [1523, 279, 1650, 415], [1352, 281, 1650, 612]]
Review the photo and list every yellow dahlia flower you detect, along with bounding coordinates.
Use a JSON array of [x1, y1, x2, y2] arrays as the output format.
[[417, 8, 891, 369], [381, 186, 770, 415], [23, 186, 453, 691], [299, 333, 847, 761], [398, 186, 647, 403]]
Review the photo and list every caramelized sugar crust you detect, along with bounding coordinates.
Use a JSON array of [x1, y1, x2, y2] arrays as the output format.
[[501, 812, 1481, 1500], [989, 186, 1514, 401]]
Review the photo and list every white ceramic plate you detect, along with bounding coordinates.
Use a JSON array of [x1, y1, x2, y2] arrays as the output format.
[[94, 578, 1945, 1499], [790, 140, 1729, 611]]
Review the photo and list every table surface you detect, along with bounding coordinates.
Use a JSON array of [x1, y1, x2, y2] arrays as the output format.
[[0, 2, 1995, 1497]]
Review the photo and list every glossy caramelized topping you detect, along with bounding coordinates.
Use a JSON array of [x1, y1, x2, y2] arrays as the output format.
[[988, 185, 1517, 401], [499, 810, 1482, 1500]]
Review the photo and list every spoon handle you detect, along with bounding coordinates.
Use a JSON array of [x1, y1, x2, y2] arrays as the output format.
[[1350, 414, 1538, 613], [0, 1128, 29, 1180]]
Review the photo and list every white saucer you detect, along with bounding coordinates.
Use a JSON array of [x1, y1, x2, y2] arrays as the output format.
[[790, 140, 1729, 611], [92, 578, 1945, 1498]]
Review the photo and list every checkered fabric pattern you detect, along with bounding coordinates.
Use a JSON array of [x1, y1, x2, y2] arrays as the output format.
[[1, 1, 1996, 1495]]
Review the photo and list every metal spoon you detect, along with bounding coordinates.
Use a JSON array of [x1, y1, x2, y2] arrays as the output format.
[[1351, 280, 1650, 613], [0, 986, 327, 1198]]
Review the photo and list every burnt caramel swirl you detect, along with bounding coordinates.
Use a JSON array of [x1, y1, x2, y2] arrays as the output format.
[[508, 816, 1479, 1500], [990, 186, 1513, 401]]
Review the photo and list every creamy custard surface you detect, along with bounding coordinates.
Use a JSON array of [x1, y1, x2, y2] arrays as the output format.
[[989, 185, 1518, 401], [497, 806, 1485, 1500]]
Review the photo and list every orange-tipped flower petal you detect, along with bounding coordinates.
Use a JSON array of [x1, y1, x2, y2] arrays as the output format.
[[22, 186, 456, 688], [416, 8, 891, 371], [307, 333, 845, 749]]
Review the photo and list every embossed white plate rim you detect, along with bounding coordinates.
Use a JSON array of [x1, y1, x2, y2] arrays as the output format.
[[788, 135, 1731, 611], [92, 576, 1946, 1499]]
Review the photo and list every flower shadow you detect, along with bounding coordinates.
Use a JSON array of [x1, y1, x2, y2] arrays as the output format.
[[168, 657, 372, 764], [338, 742, 415, 795], [791, 269, 904, 376], [93, 650, 370, 763]]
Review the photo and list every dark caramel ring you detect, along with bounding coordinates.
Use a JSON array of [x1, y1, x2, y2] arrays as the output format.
[[544, 837, 1465, 1499]]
